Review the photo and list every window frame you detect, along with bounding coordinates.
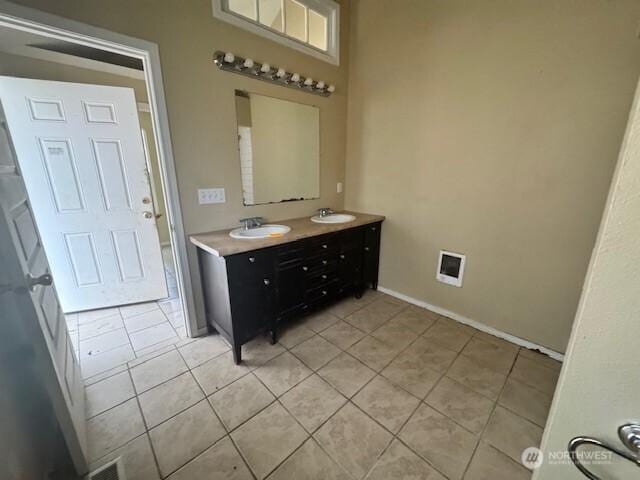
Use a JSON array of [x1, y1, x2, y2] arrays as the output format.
[[212, 0, 340, 65]]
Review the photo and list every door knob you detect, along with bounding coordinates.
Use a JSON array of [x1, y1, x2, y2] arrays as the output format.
[[26, 273, 53, 291], [143, 211, 153, 219]]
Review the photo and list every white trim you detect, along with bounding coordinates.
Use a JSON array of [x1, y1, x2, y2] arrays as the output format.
[[377, 285, 565, 362], [212, 0, 340, 65], [0, 2, 200, 341]]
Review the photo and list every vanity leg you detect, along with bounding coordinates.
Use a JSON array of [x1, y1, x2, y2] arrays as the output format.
[[270, 329, 277, 345], [232, 343, 242, 365], [355, 290, 363, 299]]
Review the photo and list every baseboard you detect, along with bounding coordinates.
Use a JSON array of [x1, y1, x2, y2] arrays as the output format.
[[377, 286, 565, 362]]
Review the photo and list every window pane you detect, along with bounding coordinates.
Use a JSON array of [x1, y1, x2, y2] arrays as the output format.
[[228, 0, 257, 20], [285, 0, 307, 42], [308, 9, 327, 50], [259, 0, 283, 31]]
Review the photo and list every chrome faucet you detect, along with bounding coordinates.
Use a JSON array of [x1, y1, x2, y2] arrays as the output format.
[[317, 208, 334, 218], [239, 217, 264, 230]]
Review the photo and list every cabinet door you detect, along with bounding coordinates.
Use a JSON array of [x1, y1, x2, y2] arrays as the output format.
[[338, 247, 363, 292], [363, 223, 381, 288], [276, 261, 307, 320], [229, 276, 274, 343]]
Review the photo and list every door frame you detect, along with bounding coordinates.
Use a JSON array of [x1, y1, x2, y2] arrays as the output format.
[[0, 1, 201, 337]]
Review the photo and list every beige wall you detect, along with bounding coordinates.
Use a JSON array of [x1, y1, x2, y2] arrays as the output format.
[[346, 0, 640, 352], [0, 51, 172, 245], [8, 0, 350, 330], [535, 80, 640, 480]]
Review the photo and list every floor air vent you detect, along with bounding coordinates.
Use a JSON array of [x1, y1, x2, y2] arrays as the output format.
[[88, 458, 126, 480]]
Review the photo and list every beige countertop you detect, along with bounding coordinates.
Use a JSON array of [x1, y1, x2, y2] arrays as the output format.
[[190, 211, 385, 257]]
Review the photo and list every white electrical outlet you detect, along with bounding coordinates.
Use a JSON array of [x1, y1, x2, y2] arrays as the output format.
[[198, 188, 226, 204], [337, 182, 343, 193]]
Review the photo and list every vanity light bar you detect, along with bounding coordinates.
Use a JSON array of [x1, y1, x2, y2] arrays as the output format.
[[213, 51, 335, 97]]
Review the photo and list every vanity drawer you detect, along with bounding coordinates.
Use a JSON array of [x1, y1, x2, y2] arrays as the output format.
[[306, 234, 339, 257], [226, 249, 274, 286], [305, 254, 338, 273], [275, 244, 305, 266], [307, 269, 338, 290], [306, 281, 338, 304]]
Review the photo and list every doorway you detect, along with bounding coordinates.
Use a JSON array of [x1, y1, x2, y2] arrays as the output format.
[[0, 10, 197, 382]]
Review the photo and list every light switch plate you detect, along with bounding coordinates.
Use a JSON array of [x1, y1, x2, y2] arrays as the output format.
[[198, 188, 226, 204], [337, 182, 343, 193]]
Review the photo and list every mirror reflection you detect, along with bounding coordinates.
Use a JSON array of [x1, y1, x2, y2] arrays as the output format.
[[235, 90, 320, 205]]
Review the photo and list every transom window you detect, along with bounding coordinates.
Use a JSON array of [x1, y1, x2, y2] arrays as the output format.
[[212, 0, 340, 65]]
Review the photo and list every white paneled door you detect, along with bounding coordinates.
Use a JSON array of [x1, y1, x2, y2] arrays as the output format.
[[0, 77, 167, 312], [0, 104, 87, 472]]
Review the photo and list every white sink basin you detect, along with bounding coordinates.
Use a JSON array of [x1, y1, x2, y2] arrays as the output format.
[[311, 213, 356, 224], [229, 224, 291, 239]]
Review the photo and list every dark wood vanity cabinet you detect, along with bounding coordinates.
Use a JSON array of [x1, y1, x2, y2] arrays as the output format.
[[197, 221, 383, 364]]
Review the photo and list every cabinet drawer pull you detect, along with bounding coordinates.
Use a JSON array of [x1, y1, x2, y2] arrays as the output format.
[[370, 226, 377, 231], [249, 256, 256, 263], [322, 244, 328, 249], [302, 266, 308, 271], [263, 278, 270, 286], [322, 274, 327, 280], [322, 260, 328, 265], [339, 254, 345, 259], [364, 247, 370, 252], [322, 290, 327, 296]]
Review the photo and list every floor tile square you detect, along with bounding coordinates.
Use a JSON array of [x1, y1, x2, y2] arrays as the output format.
[[167, 437, 253, 480], [254, 351, 312, 396], [178, 335, 230, 368], [422, 322, 472, 352], [267, 438, 350, 480], [81, 344, 135, 379], [399, 403, 478, 480], [119, 302, 160, 318], [387, 305, 438, 334], [425, 377, 494, 434], [89, 434, 159, 480], [123, 309, 169, 333], [381, 351, 443, 399], [209, 373, 275, 430], [465, 442, 531, 480], [79, 314, 124, 341], [280, 374, 347, 432], [139, 372, 204, 428], [352, 376, 420, 433], [231, 402, 308, 479], [192, 351, 250, 395], [403, 337, 458, 372], [301, 310, 341, 332], [318, 352, 376, 397], [371, 321, 418, 350], [518, 348, 562, 372], [461, 338, 518, 375], [129, 323, 178, 351], [509, 356, 559, 396], [320, 321, 366, 350], [498, 378, 552, 428], [241, 335, 286, 368], [130, 349, 188, 393], [80, 328, 130, 358], [344, 298, 402, 332], [85, 371, 135, 418], [473, 331, 518, 351], [290, 335, 341, 370], [366, 439, 446, 480], [159, 298, 182, 315], [78, 307, 121, 325], [482, 406, 543, 464], [446, 355, 507, 400], [278, 322, 315, 349], [149, 400, 226, 477], [87, 398, 146, 462], [436, 316, 477, 336], [348, 335, 399, 371], [314, 402, 392, 479]]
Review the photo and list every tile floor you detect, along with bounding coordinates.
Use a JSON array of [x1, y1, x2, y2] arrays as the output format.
[[85, 290, 561, 480], [65, 247, 189, 380]]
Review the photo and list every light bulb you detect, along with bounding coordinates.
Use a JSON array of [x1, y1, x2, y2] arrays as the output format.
[[304, 77, 314, 86], [243, 58, 254, 68], [223, 52, 235, 63], [260, 63, 271, 73], [291, 73, 300, 82], [276, 68, 286, 78], [316, 81, 325, 89], [327, 84, 335, 93]]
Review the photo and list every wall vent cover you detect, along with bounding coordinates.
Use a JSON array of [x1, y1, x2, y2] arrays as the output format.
[[437, 250, 466, 287], [88, 457, 126, 480]]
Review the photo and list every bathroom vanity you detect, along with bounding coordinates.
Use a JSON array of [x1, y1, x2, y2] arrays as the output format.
[[190, 212, 383, 363]]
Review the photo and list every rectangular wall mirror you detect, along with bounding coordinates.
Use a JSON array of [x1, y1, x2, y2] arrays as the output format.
[[235, 90, 320, 205]]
